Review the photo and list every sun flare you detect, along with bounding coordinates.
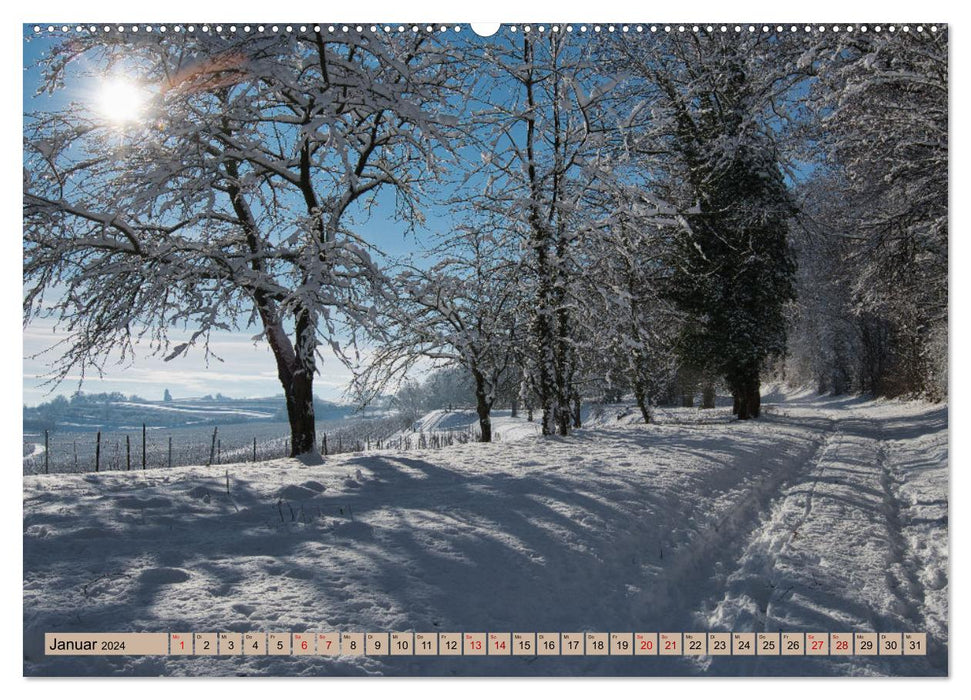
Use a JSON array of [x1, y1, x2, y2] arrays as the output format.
[[97, 79, 146, 123]]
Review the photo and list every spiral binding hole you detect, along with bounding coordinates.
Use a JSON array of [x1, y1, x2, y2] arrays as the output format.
[[25, 23, 943, 37]]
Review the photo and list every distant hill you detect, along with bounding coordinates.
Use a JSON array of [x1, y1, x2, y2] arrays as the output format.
[[22, 392, 371, 432]]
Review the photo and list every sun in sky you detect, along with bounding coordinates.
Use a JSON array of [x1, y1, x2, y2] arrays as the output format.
[[96, 78, 146, 123]]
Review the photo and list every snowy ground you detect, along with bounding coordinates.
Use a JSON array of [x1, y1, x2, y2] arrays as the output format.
[[392, 408, 544, 443], [22, 392, 947, 676]]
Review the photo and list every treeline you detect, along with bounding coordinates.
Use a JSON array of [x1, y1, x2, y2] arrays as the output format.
[[25, 26, 947, 454], [356, 28, 948, 442], [786, 31, 947, 400]]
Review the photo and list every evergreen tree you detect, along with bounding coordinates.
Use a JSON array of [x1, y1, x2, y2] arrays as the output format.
[[615, 31, 801, 418]]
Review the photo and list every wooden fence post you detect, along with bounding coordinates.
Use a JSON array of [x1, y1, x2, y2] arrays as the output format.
[[208, 427, 218, 466], [126, 435, 131, 471], [168, 436, 173, 469], [44, 430, 49, 475], [217, 439, 221, 465], [141, 423, 147, 470], [95, 431, 101, 473], [323, 434, 328, 456], [253, 437, 257, 462]]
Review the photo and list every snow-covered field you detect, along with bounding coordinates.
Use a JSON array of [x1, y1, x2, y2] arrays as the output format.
[[22, 392, 947, 676]]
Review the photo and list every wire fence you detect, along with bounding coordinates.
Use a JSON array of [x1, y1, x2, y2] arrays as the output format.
[[23, 416, 406, 476], [23, 415, 490, 475]]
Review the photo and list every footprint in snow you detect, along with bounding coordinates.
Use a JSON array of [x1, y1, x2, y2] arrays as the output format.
[[139, 567, 190, 585], [232, 603, 257, 617], [283, 568, 315, 580]]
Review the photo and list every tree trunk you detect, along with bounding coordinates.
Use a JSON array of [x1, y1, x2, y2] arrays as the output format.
[[557, 404, 570, 436], [681, 391, 694, 408], [748, 380, 761, 418], [285, 367, 316, 455], [542, 405, 557, 435], [733, 375, 761, 420], [524, 37, 564, 439], [736, 393, 750, 419], [474, 373, 493, 443], [259, 308, 317, 458], [476, 406, 492, 443], [634, 384, 651, 424], [701, 382, 716, 409], [510, 396, 519, 418], [571, 393, 582, 429]]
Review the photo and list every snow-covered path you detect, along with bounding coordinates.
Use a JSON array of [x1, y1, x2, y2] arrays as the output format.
[[697, 401, 948, 675], [23, 442, 45, 461], [22, 395, 946, 676]]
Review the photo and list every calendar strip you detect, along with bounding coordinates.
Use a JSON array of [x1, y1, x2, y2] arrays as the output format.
[[45, 632, 928, 656]]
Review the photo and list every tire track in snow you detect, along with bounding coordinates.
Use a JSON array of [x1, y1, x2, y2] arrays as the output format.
[[695, 409, 944, 675], [689, 418, 842, 646], [876, 438, 925, 624], [876, 432, 946, 672], [761, 423, 842, 628], [687, 413, 858, 675], [632, 412, 836, 638]]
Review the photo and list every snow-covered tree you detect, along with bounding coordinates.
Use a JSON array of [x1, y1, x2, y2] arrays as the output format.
[[808, 27, 948, 399], [468, 29, 616, 436], [24, 28, 462, 456], [390, 368, 477, 425], [580, 209, 680, 423], [612, 30, 804, 418], [353, 223, 522, 442]]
